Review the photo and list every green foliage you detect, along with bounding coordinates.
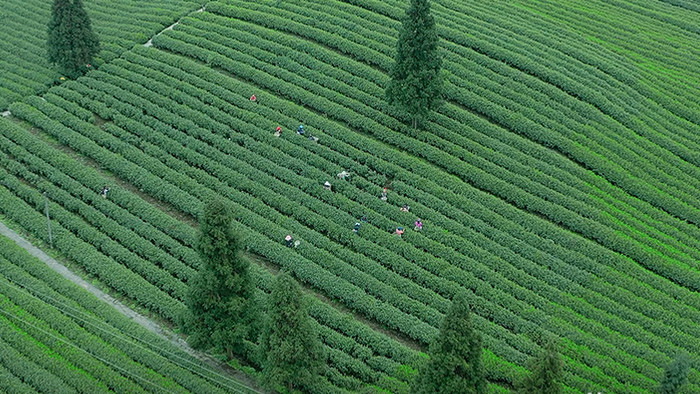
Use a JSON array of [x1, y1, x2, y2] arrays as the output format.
[[68, 0, 100, 68], [7, 39, 700, 390], [386, 0, 443, 129], [0, 0, 199, 109], [0, 114, 417, 389], [47, 0, 73, 73], [0, 166, 184, 321], [0, 235, 242, 393], [413, 293, 485, 394], [658, 354, 692, 394], [5, 1, 700, 392], [47, 0, 100, 78], [183, 197, 258, 359], [395, 364, 418, 382], [6, 45, 700, 389], [516, 340, 564, 394], [261, 271, 325, 392]]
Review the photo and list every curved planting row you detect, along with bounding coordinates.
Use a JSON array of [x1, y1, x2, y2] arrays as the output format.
[[181, 9, 700, 274], [37, 48, 700, 390], [236, 0, 700, 213], [357, 0, 700, 150], [93, 61, 700, 391], [0, 235, 249, 394], [197, 0, 700, 284], [97, 47, 700, 361], [156, 7, 700, 266], [3, 0, 698, 391], [91, 49, 700, 390], [9, 43, 700, 390], [11, 89, 533, 386], [138, 11, 700, 388], [0, 117, 420, 393], [440, 0, 700, 139], [0, 0, 202, 110], [0, 115, 427, 387], [148, 23, 700, 336], [288, 0, 700, 176], [244, 0, 700, 229], [431, 0, 700, 141]]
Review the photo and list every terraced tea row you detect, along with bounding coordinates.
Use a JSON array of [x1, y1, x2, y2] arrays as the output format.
[[201, 1, 700, 290], [0, 117, 425, 393], [0, 234, 257, 393], [2, 0, 698, 392], [353, 0, 700, 153], [173, 7, 700, 276], [224, 0, 700, 191], [6, 35, 699, 390], [0, 0, 201, 110]]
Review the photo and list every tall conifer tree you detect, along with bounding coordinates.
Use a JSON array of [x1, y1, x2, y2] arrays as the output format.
[[413, 292, 486, 394], [47, 0, 73, 71], [658, 354, 692, 394], [47, 0, 99, 78], [182, 197, 257, 360], [261, 271, 324, 392], [516, 339, 564, 394], [386, 0, 443, 130]]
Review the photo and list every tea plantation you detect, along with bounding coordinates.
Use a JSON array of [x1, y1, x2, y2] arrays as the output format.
[[0, 234, 257, 393], [1, 0, 698, 392]]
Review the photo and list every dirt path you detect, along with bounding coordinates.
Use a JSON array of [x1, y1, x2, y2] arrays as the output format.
[[144, 5, 206, 47], [0, 221, 263, 394]]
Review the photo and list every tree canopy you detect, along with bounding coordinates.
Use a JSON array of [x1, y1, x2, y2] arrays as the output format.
[[658, 353, 692, 394], [413, 292, 486, 394], [386, 0, 443, 130], [47, 0, 100, 78], [261, 271, 324, 392], [516, 339, 564, 394], [182, 197, 257, 360]]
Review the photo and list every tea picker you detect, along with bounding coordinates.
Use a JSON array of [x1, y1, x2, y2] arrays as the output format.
[[414, 219, 423, 231]]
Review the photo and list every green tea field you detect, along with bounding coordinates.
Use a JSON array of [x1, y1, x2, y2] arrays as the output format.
[[1, 0, 698, 392], [0, 0, 201, 110], [0, 234, 256, 393]]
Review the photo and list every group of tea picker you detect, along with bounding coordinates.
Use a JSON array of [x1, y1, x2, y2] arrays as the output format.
[[285, 235, 301, 248], [251, 95, 427, 247], [250, 94, 318, 140], [275, 122, 425, 247], [272, 123, 319, 142], [282, 168, 425, 246]]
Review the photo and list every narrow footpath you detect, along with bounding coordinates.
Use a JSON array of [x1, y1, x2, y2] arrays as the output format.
[[144, 4, 207, 47]]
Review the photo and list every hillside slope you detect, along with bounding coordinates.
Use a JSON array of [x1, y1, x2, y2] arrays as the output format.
[[0, 234, 257, 393], [0, 0, 201, 110], [1, 0, 698, 392]]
